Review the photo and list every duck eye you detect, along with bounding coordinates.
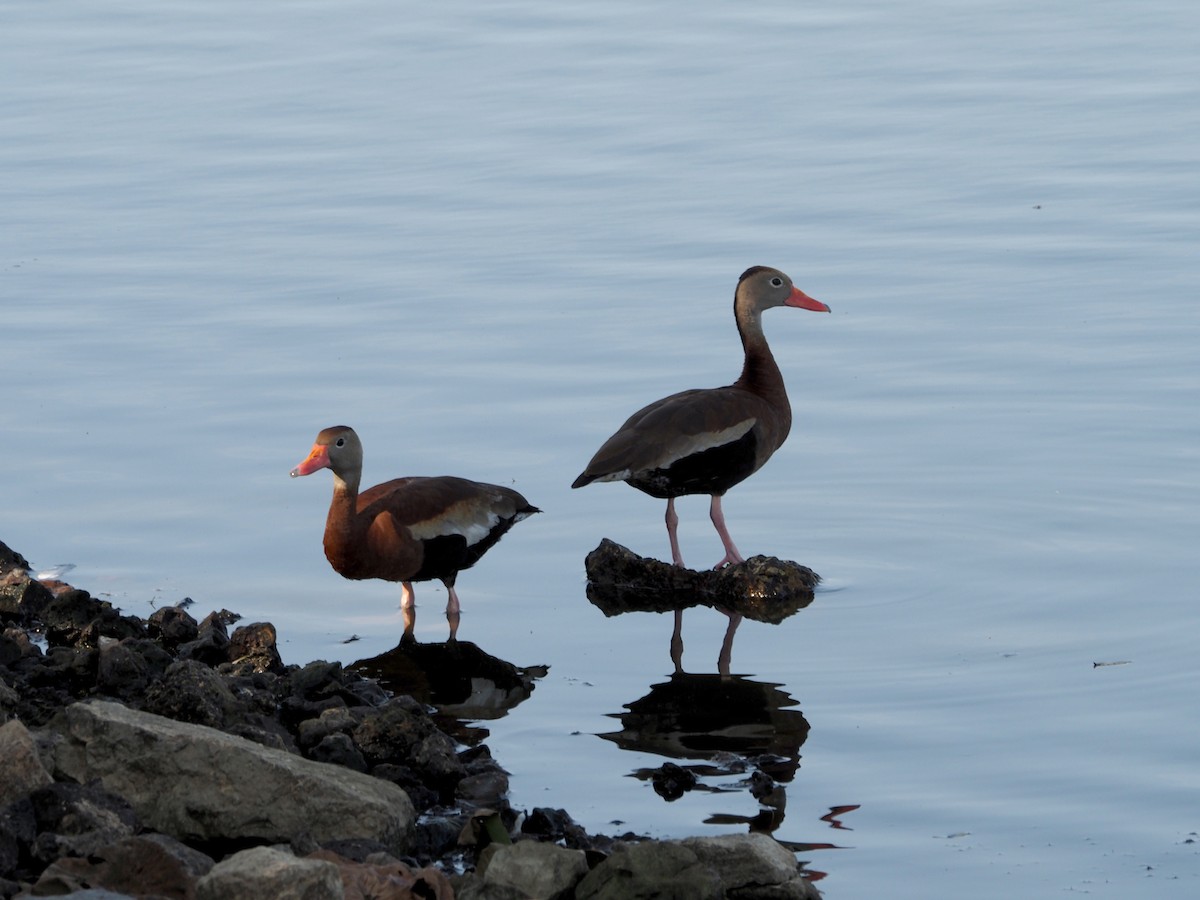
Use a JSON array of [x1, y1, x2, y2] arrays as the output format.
[[770, 277, 783, 287], [335, 438, 345, 447]]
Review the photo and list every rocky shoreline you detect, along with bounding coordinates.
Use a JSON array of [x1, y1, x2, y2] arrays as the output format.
[[0, 539, 819, 899]]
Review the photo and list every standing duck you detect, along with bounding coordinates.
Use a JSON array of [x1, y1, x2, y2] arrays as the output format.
[[291, 426, 538, 634], [571, 266, 829, 569]]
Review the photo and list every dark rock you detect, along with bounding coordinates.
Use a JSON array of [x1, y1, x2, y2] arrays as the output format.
[[30, 833, 214, 899], [584, 539, 818, 623], [650, 762, 698, 801], [42, 589, 144, 647], [143, 659, 242, 729], [310, 732, 369, 772], [228, 622, 284, 674], [96, 638, 172, 701], [147, 605, 199, 649], [28, 781, 141, 864], [176, 611, 231, 666], [0, 578, 53, 625], [353, 698, 467, 796]]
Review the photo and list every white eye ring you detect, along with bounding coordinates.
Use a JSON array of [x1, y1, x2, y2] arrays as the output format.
[[335, 438, 345, 447], [770, 277, 783, 287]]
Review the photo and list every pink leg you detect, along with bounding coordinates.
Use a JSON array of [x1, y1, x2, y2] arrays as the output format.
[[400, 582, 416, 610], [710, 494, 745, 569], [665, 497, 686, 567]]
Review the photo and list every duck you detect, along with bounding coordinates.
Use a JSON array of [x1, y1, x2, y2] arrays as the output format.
[[290, 426, 538, 632], [571, 266, 829, 569]]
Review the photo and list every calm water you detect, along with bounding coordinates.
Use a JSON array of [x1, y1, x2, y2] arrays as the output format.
[[4, 1, 1199, 895]]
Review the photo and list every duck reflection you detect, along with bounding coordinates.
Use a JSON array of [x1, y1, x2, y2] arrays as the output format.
[[588, 539, 831, 847], [351, 607, 547, 744]]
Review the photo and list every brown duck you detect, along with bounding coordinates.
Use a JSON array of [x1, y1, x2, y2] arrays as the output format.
[[291, 426, 538, 626]]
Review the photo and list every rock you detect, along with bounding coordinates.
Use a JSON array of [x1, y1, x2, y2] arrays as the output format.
[[476, 840, 589, 900], [42, 589, 145, 647], [30, 833, 214, 899], [177, 611, 232, 666], [0, 719, 53, 807], [50, 700, 416, 855], [584, 540, 818, 623], [307, 847, 455, 900], [576, 834, 818, 900], [96, 638, 173, 701], [650, 761, 697, 801], [0, 577, 53, 624], [353, 698, 467, 795], [28, 781, 141, 864], [228, 622, 285, 674], [681, 833, 820, 899], [576, 839, 722, 900], [147, 605, 200, 649], [142, 659, 243, 729], [195, 845, 342, 900]]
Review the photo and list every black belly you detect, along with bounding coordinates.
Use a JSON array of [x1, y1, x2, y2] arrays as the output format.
[[410, 518, 520, 585], [627, 430, 759, 499]]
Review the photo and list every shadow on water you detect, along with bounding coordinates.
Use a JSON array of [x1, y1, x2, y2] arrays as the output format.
[[350, 606, 548, 745], [585, 540, 856, 877]]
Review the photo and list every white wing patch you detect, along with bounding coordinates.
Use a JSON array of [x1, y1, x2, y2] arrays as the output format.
[[649, 418, 756, 471], [408, 497, 509, 547]]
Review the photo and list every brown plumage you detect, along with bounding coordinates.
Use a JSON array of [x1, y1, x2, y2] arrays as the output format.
[[290, 426, 538, 623], [572, 266, 829, 569]]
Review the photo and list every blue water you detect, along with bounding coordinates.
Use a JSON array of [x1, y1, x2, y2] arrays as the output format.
[[4, 1, 1199, 895]]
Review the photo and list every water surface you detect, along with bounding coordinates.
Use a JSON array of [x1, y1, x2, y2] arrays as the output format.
[[4, 1, 1199, 896]]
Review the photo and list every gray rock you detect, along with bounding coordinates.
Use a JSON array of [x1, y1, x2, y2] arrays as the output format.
[[576, 834, 818, 900], [196, 845, 342, 900], [681, 833, 820, 899], [576, 840, 722, 900], [0, 719, 53, 807], [480, 840, 589, 900], [50, 699, 416, 855]]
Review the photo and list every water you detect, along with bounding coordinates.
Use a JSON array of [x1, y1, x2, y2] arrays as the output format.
[[4, 0, 1199, 895]]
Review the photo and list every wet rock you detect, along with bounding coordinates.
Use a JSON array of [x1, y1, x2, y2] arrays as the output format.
[[42, 589, 145, 647], [195, 845, 342, 900], [650, 761, 698, 801], [0, 719, 54, 807], [0, 577, 53, 624], [519, 807, 591, 849], [468, 839, 589, 900], [50, 700, 416, 855], [584, 539, 818, 623]]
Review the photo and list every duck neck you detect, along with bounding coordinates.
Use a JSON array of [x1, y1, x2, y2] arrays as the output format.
[[323, 471, 361, 569], [734, 306, 789, 410]]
